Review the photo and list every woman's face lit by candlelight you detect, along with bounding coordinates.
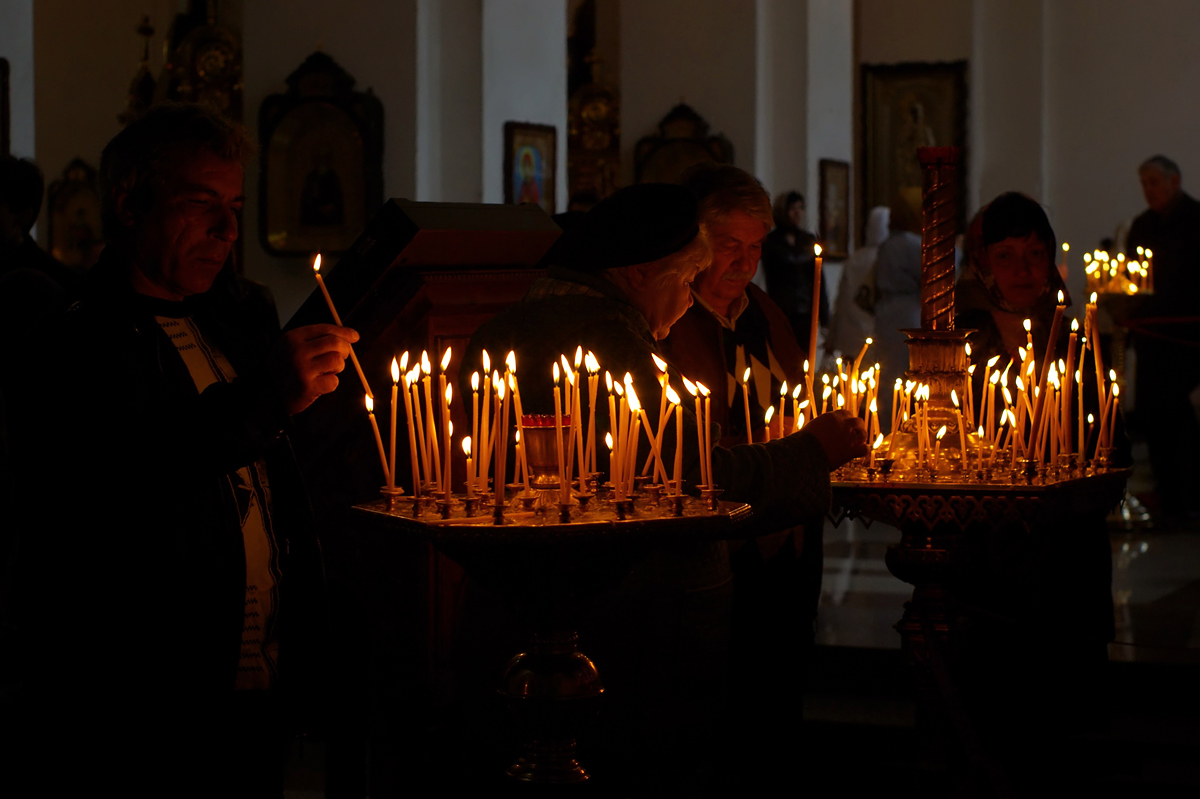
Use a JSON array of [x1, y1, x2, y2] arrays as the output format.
[[609, 232, 712, 340], [984, 232, 1051, 311]]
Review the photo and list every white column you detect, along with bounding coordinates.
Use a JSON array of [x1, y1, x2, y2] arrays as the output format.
[[0, 0, 35, 160]]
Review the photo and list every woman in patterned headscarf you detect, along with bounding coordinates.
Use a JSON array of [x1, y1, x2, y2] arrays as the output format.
[[956, 192, 1071, 367]]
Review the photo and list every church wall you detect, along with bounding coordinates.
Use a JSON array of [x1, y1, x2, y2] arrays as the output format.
[[618, 0, 758, 185], [480, 0, 568, 211], [28, 0, 180, 242], [754, 0, 808, 202], [241, 0, 418, 322], [1045, 0, 1200, 303], [806, 0, 854, 245], [1, 0, 36, 161]]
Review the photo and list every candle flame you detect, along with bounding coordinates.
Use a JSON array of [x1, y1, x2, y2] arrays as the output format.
[[1113, 383, 1120, 397], [508, 373, 516, 391], [482, 349, 491, 372], [400, 351, 409, 371], [873, 433, 884, 450], [440, 347, 452, 371], [626, 384, 641, 411], [665, 385, 682, 405], [1058, 358, 1065, 373], [1084, 253, 1092, 263], [968, 365, 976, 375], [1071, 318, 1079, 332], [492, 369, 501, 387], [800, 400, 810, 409], [365, 394, 374, 412], [866, 337, 873, 345], [797, 414, 805, 429], [951, 389, 960, 408], [978, 425, 984, 438], [624, 371, 634, 388], [515, 429, 520, 443], [780, 381, 788, 397], [605, 371, 614, 392], [575, 346, 583, 369], [606, 432, 614, 450], [312, 254, 322, 272], [813, 243, 822, 257], [742, 367, 751, 383], [553, 362, 561, 382], [507, 350, 517, 373], [1109, 369, 1116, 382], [1090, 291, 1098, 304], [1076, 369, 1082, 383], [471, 371, 480, 391], [764, 406, 775, 424], [1003, 386, 1013, 404], [1001, 361, 1012, 384], [448, 420, 453, 436], [561, 354, 571, 374], [792, 383, 803, 399], [683, 376, 697, 396], [421, 350, 431, 374], [651, 353, 667, 373], [822, 386, 832, 400], [990, 370, 1001, 385], [936, 425, 947, 440], [445, 385, 453, 404], [696, 381, 711, 397], [585, 351, 599, 374], [836, 394, 845, 408], [391, 358, 400, 383], [895, 378, 903, 388], [822, 374, 830, 385], [614, 381, 624, 397], [566, 370, 576, 387], [496, 379, 505, 401], [1022, 319, 1032, 332], [869, 397, 878, 413], [988, 355, 1001, 367], [1062, 242, 1069, 252], [463, 437, 472, 456], [1087, 413, 1094, 424], [803, 359, 810, 372], [965, 342, 972, 357], [1015, 375, 1025, 391], [1145, 248, 1153, 258]]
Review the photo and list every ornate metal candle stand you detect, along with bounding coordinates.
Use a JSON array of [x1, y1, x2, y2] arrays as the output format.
[[352, 490, 750, 785]]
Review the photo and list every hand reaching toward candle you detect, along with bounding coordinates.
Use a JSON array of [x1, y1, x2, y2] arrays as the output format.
[[271, 324, 360, 415], [803, 409, 868, 468]]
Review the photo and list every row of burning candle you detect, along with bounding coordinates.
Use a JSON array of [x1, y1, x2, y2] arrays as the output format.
[[1084, 247, 1154, 295]]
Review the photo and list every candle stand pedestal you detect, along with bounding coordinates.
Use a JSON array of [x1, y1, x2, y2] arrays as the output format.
[[830, 469, 1129, 792], [352, 493, 750, 785]]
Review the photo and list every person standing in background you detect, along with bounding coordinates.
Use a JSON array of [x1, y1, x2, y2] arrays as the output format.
[[827, 205, 889, 360], [761, 191, 828, 356], [873, 197, 923, 405], [1125, 155, 1200, 524]]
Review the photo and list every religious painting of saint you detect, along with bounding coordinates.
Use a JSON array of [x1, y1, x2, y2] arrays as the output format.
[[819, 159, 850, 260], [861, 61, 967, 244], [504, 122, 556, 215], [258, 52, 383, 256], [47, 158, 105, 269]]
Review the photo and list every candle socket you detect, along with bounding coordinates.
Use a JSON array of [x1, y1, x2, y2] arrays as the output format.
[[866, 465, 879, 482], [1094, 446, 1115, 474], [518, 494, 538, 512], [558, 503, 573, 524], [643, 484, 664, 505], [878, 458, 895, 481], [379, 486, 404, 513], [573, 491, 595, 511], [1017, 457, 1038, 485], [633, 476, 651, 495], [436, 499, 453, 519], [700, 486, 722, 511], [463, 496, 480, 517], [668, 494, 686, 517], [613, 498, 633, 520]]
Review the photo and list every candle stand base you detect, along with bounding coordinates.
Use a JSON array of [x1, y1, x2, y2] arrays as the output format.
[[699, 486, 723, 511], [613, 499, 633, 520], [379, 486, 404, 512], [642, 484, 664, 505], [517, 494, 538, 512], [572, 491, 595, 511], [667, 495, 686, 517], [557, 503, 573, 524], [462, 496, 480, 517]]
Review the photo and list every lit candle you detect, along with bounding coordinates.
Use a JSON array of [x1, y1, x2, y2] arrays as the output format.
[[1064, 320, 1078, 455], [966, 364, 976, 429], [585, 352, 600, 476], [684, 377, 708, 488], [952, 390, 967, 471], [401, 367, 421, 497], [667, 385, 683, 494], [697, 381, 714, 489], [625, 381, 643, 498], [606, 372, 619, 493], [495, 376, 509, 510], [934, 425, 947, 472], [365, 394, 390, 485], [1107, 383, 1120, 449], [763, 406, 775, 443], [442, 384, 453, 500], [808, 244, 823, 389], [505, 353, 530, 496], [742, 366, 753, 445], [480, 351, 492, 492], [421, 352, 441, 491], [791, 383, 803, 432], [388, 357, 400, 490], [470, 372, 480, 489], [463, 437, 473, 497], [804, 359, 815, 418], [554, 364, 568, 502], [311, 254, 373, 398], [1028, 292, 1066, 460]]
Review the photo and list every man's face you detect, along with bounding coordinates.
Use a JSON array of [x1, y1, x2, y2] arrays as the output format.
[[639, 257, 706, 341], [984, 233, 1051, 310], [127, 148, 244, 300], [1140, 166, 1180, 214], [693, 210, 769, 309], [787, 200, 805, 229]]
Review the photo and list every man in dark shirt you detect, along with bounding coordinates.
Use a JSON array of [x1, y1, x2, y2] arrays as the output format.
[[1125, 155, 1200, 522], [4, 103, 357, 793]]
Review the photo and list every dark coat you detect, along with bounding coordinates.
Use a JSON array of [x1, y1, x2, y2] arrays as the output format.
[[5, 250, 328, 704], [760, 225, 828, 352]]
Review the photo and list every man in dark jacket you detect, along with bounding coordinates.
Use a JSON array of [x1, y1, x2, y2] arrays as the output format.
[[1125, 155, 1200, 522], [760, 190, 828, 355], [4, 104, 356, 793]]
